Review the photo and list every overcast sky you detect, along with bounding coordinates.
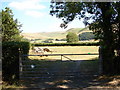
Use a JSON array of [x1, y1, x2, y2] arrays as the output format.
[[1, 0, 85, 33]]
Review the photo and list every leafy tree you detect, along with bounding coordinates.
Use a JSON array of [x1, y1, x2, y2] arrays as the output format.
[[1, 7, 22, 42], [50, 2, 120, 74], [66, 32, 79, 43]]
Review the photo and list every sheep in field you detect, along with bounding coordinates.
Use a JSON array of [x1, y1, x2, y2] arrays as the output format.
[[33, 47, 44, 55]]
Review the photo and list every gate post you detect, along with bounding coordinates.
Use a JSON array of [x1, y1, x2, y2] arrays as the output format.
[[99, 45, 103, 75]]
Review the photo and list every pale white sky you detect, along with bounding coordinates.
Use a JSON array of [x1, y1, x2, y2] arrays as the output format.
[[1, 0, 85, 32]]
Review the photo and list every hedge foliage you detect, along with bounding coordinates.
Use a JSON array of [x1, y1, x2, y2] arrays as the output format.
[[2, 41, 30, 84], [33, 42, 100, 46]]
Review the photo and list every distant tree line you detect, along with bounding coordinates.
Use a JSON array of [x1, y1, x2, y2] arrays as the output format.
[[79, 32, 95, 41]]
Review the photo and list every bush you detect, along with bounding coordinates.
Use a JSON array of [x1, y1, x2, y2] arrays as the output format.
[[2, 41, 30, 84], [66, 32, 79, 43]]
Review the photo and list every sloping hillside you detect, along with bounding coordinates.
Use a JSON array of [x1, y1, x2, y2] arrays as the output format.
[[21, 32, 66, 40], [66, 28, 83, 33], [21, 27, 91, 40]]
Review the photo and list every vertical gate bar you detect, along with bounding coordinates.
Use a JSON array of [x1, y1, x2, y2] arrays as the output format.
[[61, 55, 63, 60], [19, 49, 22, 80]]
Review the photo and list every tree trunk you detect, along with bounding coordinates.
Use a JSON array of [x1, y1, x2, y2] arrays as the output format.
[[99, 3, 115, 74]]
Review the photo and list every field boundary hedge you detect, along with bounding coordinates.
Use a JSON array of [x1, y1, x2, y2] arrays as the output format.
[[2, 41, 30, 84], [33, 42, 100, 46]]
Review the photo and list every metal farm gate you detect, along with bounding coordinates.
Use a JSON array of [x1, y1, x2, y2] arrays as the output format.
[[19, 53, 100, 88]]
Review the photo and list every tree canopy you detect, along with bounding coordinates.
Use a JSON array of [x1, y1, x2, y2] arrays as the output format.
[[1, 7, 22, 42], [50, 2, 120, 47], [50, 2, 120, 74], [66, 32, 79, 43]]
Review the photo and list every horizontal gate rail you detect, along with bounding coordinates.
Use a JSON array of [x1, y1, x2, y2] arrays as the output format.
[[21, 53, 99, 61], [22, 53, 99, 57], [20, 74, 98, 79]]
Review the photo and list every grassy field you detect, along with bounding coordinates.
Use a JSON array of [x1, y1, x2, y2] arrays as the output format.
[[29, 46, 99, 60]]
